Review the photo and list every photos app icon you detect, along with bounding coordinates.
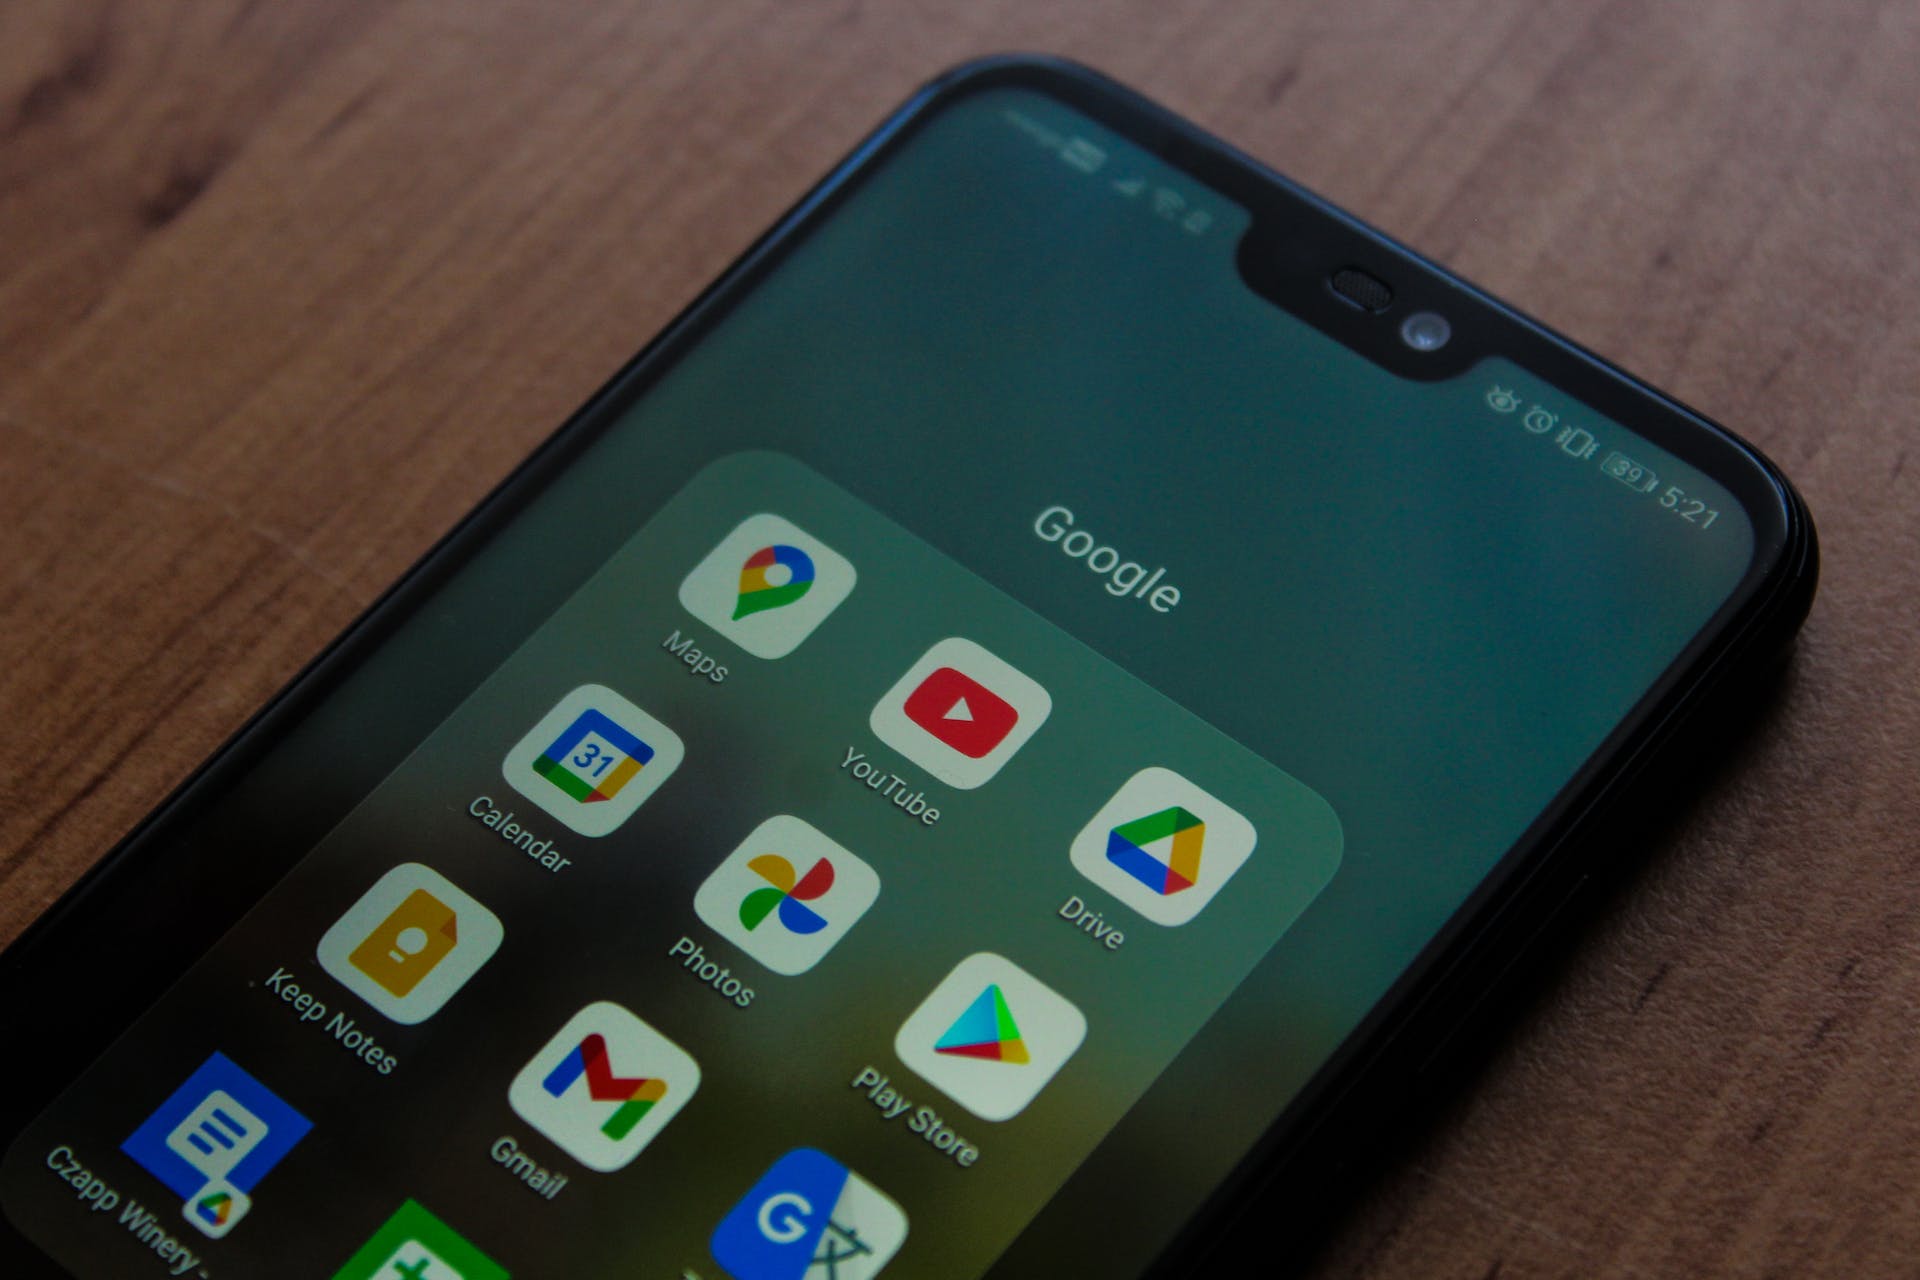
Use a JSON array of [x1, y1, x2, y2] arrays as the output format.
[[679, 513, 856, 659], [693, 815, 880, 976]]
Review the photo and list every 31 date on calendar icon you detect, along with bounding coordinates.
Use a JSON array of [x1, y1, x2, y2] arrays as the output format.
[[502, 684, 685, 837]]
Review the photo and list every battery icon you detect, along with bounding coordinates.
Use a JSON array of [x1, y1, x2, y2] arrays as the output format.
[[1600, 451, 1658, 493]]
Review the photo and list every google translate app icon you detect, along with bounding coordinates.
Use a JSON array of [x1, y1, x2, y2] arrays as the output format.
[[1070, 767, 1256, 926], [711, 1148, 906, 1280]]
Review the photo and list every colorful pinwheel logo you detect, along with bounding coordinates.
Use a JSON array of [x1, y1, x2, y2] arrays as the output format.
[[693, 816, 879, 976], [738, 854, 834, 935]]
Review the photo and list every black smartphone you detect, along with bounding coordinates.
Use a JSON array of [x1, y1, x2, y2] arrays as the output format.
[[0, 56, 1815, 1279]]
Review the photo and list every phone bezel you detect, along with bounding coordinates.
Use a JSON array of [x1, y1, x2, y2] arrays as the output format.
[[0, 56, 1816, 1277]]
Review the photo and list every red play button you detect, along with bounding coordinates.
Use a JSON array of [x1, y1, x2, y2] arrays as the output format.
[[902, 666, 1019, 759]]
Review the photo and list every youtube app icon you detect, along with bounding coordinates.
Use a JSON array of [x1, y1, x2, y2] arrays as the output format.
[[904, 667, 1019, 758], [872, 638, 1052, 789]]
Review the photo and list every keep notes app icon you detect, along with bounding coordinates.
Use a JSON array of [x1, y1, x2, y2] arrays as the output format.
[[318, 863, 504, 1024], [679, 513, 857, 659]]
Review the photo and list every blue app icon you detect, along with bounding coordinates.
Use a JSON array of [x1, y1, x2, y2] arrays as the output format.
[[121, 1052, 312, 1239], [710, 1148, 908, 1279]]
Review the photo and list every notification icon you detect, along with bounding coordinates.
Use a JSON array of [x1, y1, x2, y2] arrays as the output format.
[[871, 639, 1050, 789]]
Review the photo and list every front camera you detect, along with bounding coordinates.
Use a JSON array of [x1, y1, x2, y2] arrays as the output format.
[[1399, 311, 1451, 352]]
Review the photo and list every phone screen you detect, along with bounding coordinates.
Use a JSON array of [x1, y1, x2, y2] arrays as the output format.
[[1, 85, 1762, 1278]]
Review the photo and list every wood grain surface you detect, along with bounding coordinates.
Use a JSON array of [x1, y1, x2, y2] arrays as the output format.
[[3, 1, 1917, 1274]]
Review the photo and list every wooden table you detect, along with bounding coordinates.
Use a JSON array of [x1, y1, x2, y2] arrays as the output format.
[[4, 2, 1917, 1274]]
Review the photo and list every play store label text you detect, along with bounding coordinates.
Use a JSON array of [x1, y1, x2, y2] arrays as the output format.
[[849, 1066, 979, 1168]]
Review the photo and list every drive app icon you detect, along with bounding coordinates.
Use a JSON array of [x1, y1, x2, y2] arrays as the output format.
[[1070, 767, 1256, 926], [870, 638, 1050, 789]]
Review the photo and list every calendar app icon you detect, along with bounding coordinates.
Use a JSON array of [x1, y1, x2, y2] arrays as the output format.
[[503, 685, 685, 837]]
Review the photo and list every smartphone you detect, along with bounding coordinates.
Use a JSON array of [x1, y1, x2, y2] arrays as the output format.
[[0, 56, 1816, 1278]]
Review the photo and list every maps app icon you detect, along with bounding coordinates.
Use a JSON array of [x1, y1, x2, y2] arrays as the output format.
[[121, 1052, 311, 1238], [711, 1149, 907, 1280]]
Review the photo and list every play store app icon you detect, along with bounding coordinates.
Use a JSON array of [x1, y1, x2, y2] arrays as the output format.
[[894, 953, 1085, 1121], [936, 985, 1029, 1063]]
